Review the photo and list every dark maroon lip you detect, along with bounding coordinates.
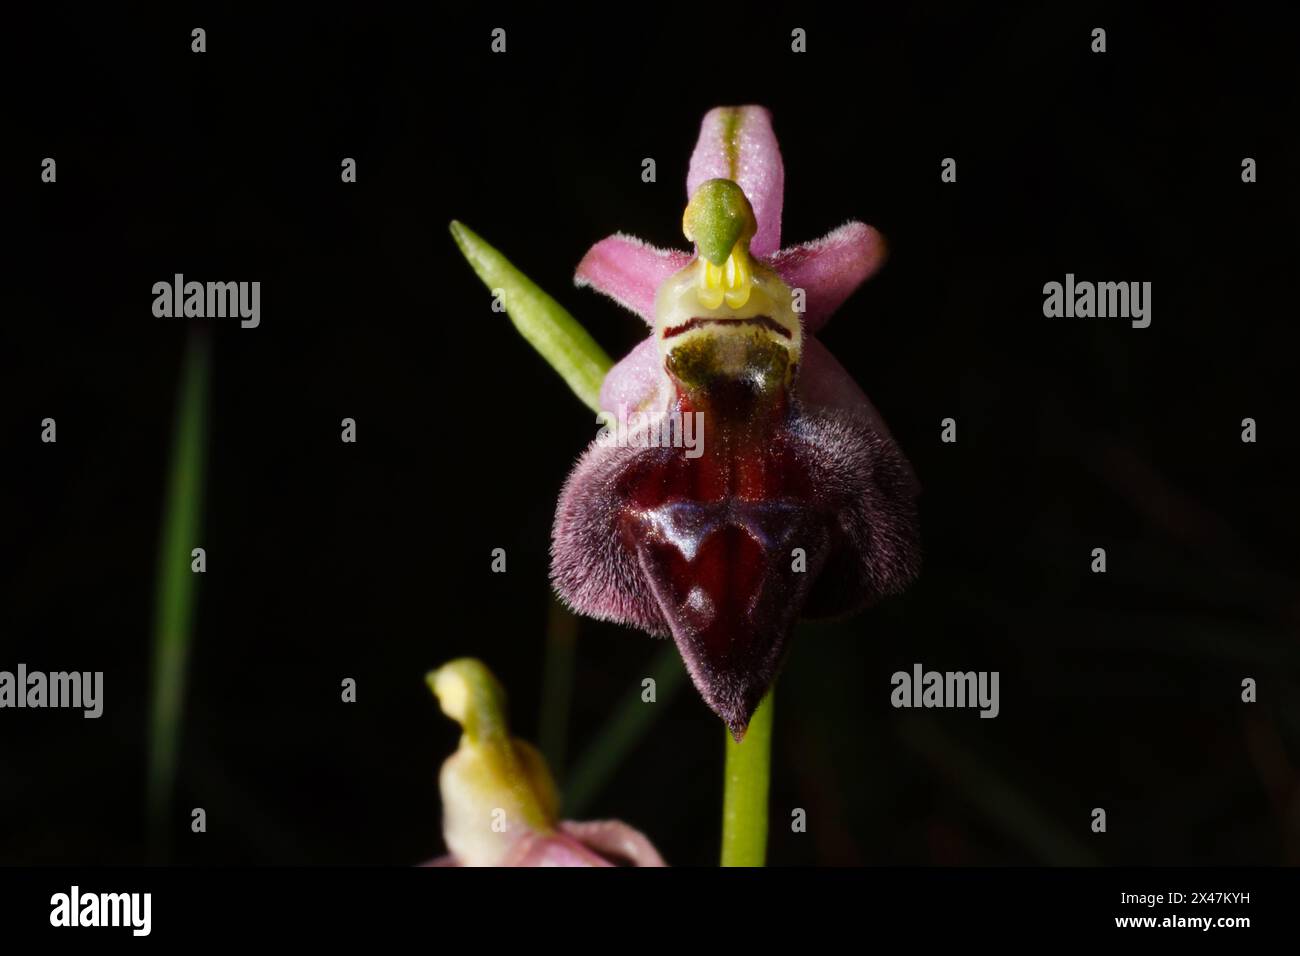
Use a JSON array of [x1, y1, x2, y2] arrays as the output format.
[[662, 315, 793, 340]]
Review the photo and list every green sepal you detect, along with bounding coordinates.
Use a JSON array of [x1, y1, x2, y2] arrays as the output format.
[[450, 221, 613, 412]]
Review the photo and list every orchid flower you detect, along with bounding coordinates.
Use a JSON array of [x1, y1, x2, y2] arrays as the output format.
[[452, 106, 921, 742], [554, 107, 921, 737], [426, 658, 666, 867]]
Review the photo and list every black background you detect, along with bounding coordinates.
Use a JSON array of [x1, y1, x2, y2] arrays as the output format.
[[3, 5, 1298, 868]]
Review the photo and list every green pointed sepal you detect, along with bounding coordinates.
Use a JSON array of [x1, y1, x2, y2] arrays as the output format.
[[450, 221, 613, 411]]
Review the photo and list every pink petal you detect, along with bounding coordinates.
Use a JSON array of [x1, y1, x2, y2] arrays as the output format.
[[769, 222, 887, 333], [687, 106, 784, 258], [421, 823, 666, 868], [797, 337, 917, 492], [560, 820, 668, 867], [574, 233, 693, 325], [599, 338, 663, 415], [498, 831, 612, 867], [796, 336, 881, 423]]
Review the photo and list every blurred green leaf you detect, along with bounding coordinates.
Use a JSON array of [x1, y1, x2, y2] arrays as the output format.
[[147, 331, 210, 857], [538, 599, 578, 777], [562, 644, 686, 817]]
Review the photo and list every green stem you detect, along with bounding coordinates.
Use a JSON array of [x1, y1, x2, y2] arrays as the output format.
[[148, 330, 211, 858], [721, 690, 773, 866]]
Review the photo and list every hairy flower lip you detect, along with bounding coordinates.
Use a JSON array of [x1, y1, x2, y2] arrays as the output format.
[[662, 315, 792, 340]]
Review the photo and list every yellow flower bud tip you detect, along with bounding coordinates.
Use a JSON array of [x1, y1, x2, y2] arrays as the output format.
[[429, 659, 566, 859], [426, 658, 507, 743]]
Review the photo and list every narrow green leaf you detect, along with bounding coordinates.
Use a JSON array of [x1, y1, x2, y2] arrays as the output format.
[[450, 220, 612, 411], [561, 644, 687, 817], [538, 599, 578, 778], [898, 715, 1100, 866], [148, 330, 210, 858]]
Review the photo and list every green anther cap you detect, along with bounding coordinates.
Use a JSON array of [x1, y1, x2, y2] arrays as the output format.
[[682, 178, 757, 266]]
